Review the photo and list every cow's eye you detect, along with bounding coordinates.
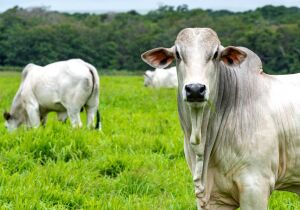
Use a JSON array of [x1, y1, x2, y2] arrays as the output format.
[[175, 47, 181, 60], [213, 50, 218, 59]]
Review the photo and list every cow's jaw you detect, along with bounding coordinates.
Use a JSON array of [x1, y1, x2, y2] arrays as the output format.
[[5, 108, 27, 131], [5, 120, 18, 131]]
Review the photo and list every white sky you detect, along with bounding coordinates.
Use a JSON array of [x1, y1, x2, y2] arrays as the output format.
[[0, 0, 300, 13]]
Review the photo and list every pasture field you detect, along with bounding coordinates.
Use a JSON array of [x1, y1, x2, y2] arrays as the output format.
[[0, 72, 299, 209]]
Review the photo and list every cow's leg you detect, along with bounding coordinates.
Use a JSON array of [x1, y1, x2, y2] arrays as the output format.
[[40, 113, 48, 127], [237, 175, 270, 210], [239, 188, 269, 210], [57, 112, 68, 123], [85, 86, 100, 129], [39, 108, 48, 127], [66, 108, 82, 128], [25, 104, 41, 128], [85, 105, 98, 129]]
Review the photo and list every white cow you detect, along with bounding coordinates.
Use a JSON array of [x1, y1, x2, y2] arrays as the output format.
[[142, 28, 300, 210], [3, 59, 101, 131], [144, 66, 177, 88]]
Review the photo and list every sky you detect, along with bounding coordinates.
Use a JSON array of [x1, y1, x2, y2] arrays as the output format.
[[0, 0, 300, 13]]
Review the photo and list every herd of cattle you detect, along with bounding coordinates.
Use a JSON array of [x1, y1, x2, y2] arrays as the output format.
[[3, 28, 300, 210]]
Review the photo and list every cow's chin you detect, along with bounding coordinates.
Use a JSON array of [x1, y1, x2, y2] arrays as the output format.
[[5, 122, 18, 132], [187, 101, 207, 109], [185, 98, 207, 109]]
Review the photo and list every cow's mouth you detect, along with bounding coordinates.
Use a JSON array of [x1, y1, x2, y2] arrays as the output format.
[[186, 99, 207, 109], [186, 98, 206, 103]]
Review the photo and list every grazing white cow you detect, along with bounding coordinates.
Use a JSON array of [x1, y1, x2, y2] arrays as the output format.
[[144, 66, 178, 88], [142, 28, 300, 210], [3, 59, 101, 131]]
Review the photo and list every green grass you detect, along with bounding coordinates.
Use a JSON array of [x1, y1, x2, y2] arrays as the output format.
[[0, 71, 299, 209]]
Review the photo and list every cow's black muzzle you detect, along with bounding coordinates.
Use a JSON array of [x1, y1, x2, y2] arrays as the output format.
[[185, 83, 206, 102]]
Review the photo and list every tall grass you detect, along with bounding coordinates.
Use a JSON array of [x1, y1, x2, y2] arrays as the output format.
[[0, 72, 299, 209]]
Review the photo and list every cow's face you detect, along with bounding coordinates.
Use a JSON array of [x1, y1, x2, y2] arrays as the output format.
[[144, 70, 154, 87], [141, 28, 246, 106], [3, 112, 21, 131]]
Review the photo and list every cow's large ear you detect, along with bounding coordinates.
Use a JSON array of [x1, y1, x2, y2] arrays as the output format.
[[3, 111, 11, 120], [220, 46, 247, 66], [141, 47, 174, 69]]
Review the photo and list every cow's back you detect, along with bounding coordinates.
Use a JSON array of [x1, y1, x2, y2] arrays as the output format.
[[154, 67, 177, 88], [43, 59, 91, 80], [264, 74, 300, 189], [25, 59, 94, 111]]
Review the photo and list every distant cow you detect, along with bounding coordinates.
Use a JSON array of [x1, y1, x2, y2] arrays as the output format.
[[144, 66, 177, 88], [142, 28, 300, 210], [3, 59, 101, 131]]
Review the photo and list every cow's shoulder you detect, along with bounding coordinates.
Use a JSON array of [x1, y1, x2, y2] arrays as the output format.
[[65, 58, 86, 65], [236, 47, 263, 73], [60, 59, 89, 72], [21, 63, 40, 81]]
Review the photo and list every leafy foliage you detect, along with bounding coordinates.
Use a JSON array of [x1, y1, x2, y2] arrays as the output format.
[[0, 5, 300, 73]]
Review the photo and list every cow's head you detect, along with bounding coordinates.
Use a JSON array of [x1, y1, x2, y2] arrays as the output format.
[[144, 70, 154, 87], [3, 111, 23, 131], [141, 28, 247, 106]]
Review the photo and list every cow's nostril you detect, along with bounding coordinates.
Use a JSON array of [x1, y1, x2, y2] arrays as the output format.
[[199, 85, 206, 94], [185, 85, 192, 93]]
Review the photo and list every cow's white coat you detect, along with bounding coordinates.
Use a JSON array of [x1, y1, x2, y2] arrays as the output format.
[[142, 28, 300, 210], [4, 59, 100, 131], [144, 66, 177, 88]]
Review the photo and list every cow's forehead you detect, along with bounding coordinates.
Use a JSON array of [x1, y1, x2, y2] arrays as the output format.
[[175, 28, 220, 48]]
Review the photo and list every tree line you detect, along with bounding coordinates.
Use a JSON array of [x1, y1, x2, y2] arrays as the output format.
[[0, 5, 299, 74]]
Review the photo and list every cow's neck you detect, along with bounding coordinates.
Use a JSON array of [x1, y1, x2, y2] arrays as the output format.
[[10, 87, 27, 122], [193, 64, 262, 196], [211, 64, 263, 151]]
